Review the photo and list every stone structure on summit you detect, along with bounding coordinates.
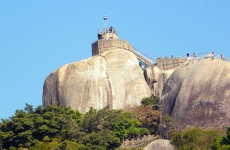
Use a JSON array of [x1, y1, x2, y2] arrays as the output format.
[[91, 14, 156, 68], [91, 24, 188, 71], [92, 26, 155, 67], [91, 14, 195, 73], [156, 57, 187, 70]]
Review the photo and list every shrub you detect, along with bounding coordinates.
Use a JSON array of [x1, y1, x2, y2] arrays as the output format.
[[9, 146, 17, 150], [132, 105, 160, 134], [163, 115, 172, 122], [211, 127, 230, 150], [171, 128, 224, 150], [141, 95, 159, 110], [43, 136, 51, 142]]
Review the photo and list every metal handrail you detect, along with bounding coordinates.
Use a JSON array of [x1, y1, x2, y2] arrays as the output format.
[[186, 53, 227, 61], [98, 28, 118, 36], [132, 48, 155, 65]]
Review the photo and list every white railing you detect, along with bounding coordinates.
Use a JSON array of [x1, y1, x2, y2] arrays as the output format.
[[132, 48, 155, 65], [98, 28, 118, 36], [186, 53, 228, 61]]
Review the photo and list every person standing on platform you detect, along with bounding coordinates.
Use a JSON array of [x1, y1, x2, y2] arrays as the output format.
[[211, 52, 214, 60], [193, 52, 197, 59]]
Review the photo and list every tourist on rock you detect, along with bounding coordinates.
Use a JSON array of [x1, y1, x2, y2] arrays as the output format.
[[211, 52, 214, 59], [193, 52, 196, 59]]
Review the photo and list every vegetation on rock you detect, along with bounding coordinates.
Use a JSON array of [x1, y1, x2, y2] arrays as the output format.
[[2, 95, 229, 150], [211, 127, 230, 150], [171, 128, 225, 150], [141, 95, 159, 110], [132, 95, 161, 134], [0, 104, 151, 149]]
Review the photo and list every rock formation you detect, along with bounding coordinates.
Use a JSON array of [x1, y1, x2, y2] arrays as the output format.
[[143, 139, 174, 150], [158, 58, 230, 133], [43, 49, 151, 113], [144, 65, 175, 97]]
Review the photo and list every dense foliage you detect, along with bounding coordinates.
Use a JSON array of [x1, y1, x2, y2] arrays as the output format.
[[141, 95, 159, 110], [171, 128, 224, 150], [0, 104, 150, 149], [2, 96, 230, 150], [132, 105, 160, 134], [211, 127, 230, 150], [132, 95, 161, 134], [0, 104, 82, 149]]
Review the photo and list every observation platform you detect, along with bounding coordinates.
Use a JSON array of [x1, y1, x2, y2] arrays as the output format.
[[92, 27, 155, 67]]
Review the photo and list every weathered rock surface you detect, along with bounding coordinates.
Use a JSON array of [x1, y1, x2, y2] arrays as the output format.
[[144, 65, 174, 97], [43, 49, 151, 113], [143, 139, 174, 150], [158, 58, 230, 132]]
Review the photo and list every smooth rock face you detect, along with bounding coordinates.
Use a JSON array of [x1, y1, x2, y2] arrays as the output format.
[[43, 49, 151, 113], [158, 59, 230, 130], [143, 139, 174, 150], [144, 65, 174, 97]]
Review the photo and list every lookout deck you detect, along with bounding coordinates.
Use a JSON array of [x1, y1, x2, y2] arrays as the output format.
[[92, 28, 154, 67]]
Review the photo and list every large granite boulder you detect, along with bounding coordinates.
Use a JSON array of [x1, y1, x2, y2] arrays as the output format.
[[43, 49, 151, 113], [144, 65, 174, 97], [158, 58, 230, 132], [143, 139, 174, 150]]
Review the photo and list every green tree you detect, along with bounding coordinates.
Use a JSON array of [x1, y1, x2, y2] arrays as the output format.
[[24, 103, 34, 114], [0, 104, 83, 149], [132, 105, 161, 134], [171, 128, 224, 150], [114, 111, 142, 140], [141, 95, 159, 110], [0, 104, 149, 150], [81, 107, 149, 149], [212, 127, 230, 150], [61, 116, 85, 141], [81, 130, 120, 149]]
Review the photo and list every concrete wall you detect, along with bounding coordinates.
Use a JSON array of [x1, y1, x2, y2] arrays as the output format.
[[120, 135, 157, 149], [99, 32, 119, 40], [156, 57, 187, 70], [92, 33, 186, 69], [92, 39, 134, 56], [91, 36, 155, 66]]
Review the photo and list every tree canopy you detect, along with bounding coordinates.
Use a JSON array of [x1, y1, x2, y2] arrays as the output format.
[[171, 128, 225, 150], [0, 104, 151, 149]]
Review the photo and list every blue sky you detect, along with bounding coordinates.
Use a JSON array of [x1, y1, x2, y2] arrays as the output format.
[[1, 1, 230, 119]]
